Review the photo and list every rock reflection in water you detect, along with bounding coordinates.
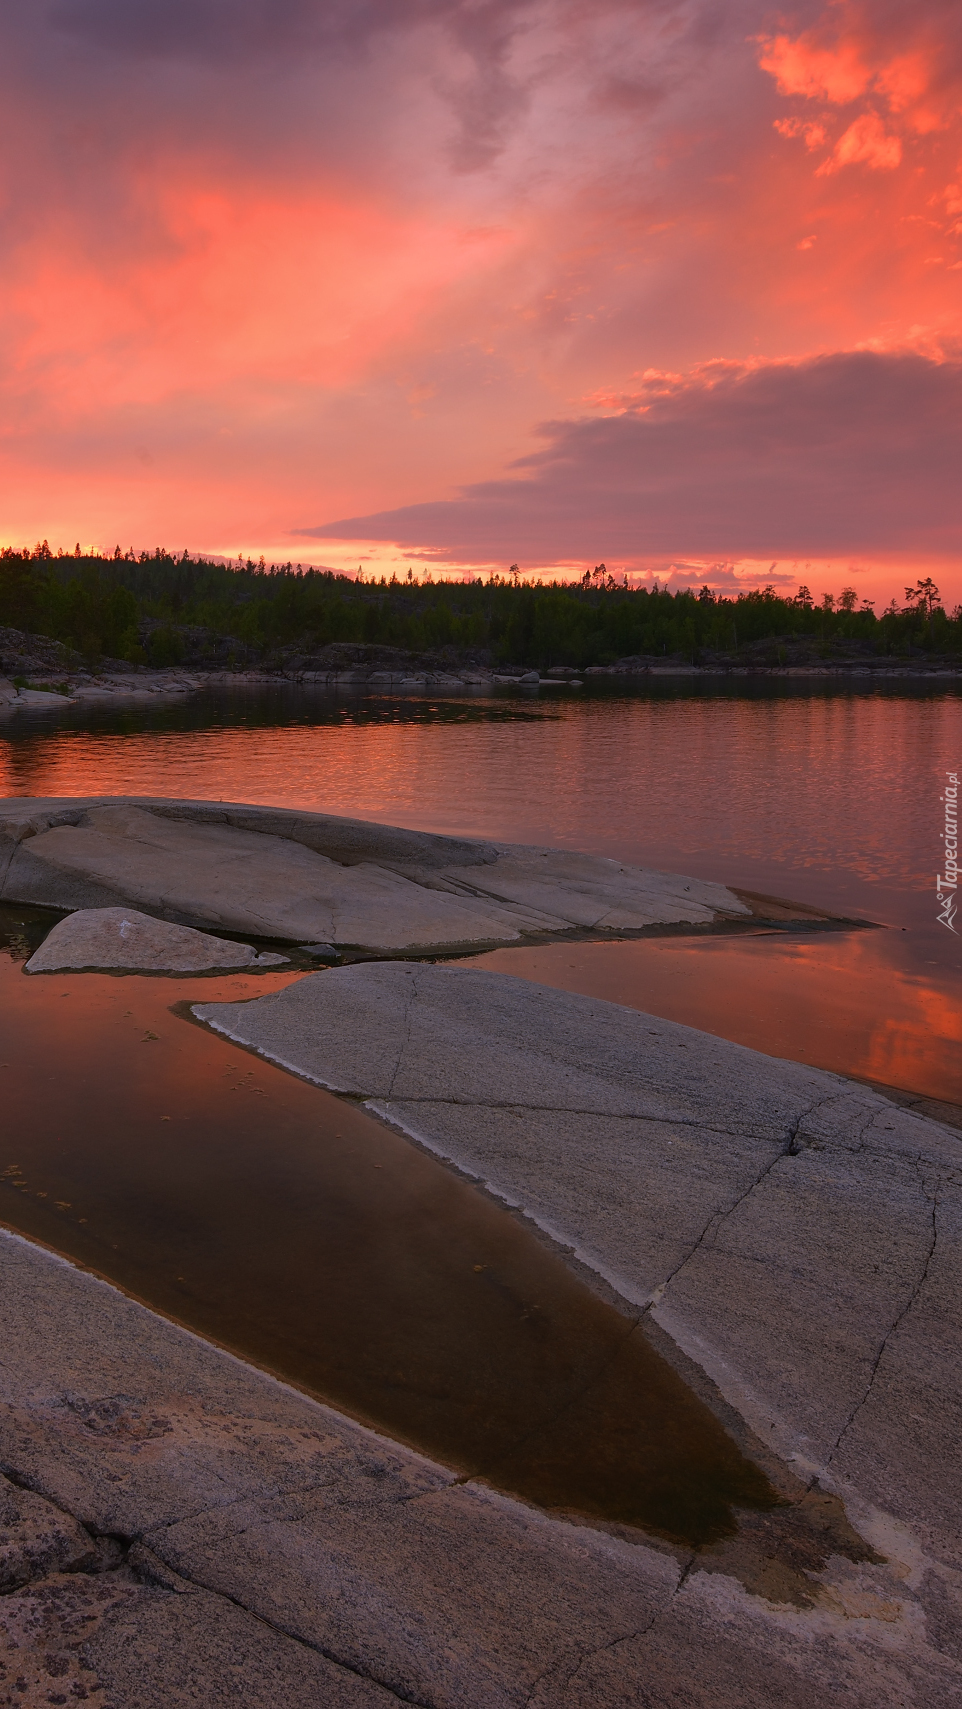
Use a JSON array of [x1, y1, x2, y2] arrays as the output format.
[[461, 930, 962, 1109], [0, 905, 778, 1547]]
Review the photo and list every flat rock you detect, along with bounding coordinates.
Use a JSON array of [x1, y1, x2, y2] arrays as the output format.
[[1, 687, 76, 708], [0, 796, 750, 953], [1, 1229, 959, 1707], [195, 964, 962, 1587], [23, 906, 287, 973]]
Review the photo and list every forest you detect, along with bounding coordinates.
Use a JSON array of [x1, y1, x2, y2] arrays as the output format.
[[1, 542, 959, 672]]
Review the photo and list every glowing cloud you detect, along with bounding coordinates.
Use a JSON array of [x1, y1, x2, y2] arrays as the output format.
[[0, 1, 957, 597]]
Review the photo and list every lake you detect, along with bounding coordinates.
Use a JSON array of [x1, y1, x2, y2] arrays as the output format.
[[1, 676, 960, 1100], [1, 675, 959, 1534]]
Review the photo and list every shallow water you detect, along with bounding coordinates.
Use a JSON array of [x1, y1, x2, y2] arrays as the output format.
[[0, 906, 776, 1545], [1, 678, 959, 1094]]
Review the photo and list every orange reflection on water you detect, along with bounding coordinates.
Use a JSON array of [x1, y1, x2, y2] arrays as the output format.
[[461, 929, 962, 1106]]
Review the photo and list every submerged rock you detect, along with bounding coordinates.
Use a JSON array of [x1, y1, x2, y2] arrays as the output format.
[[24, 906, 287, 974]]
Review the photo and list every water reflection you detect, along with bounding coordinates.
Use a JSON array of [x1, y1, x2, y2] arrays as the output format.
[[1, 680, 958, 912], [0, 910, 776, 1544], [461, 931, 962, 1106], [1, 679, 959, 1094]]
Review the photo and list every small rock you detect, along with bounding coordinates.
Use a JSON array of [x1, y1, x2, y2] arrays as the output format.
[[24, 908, 263, 974]]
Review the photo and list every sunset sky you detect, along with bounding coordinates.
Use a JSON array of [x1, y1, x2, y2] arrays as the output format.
[[2, 1, 961, 604]]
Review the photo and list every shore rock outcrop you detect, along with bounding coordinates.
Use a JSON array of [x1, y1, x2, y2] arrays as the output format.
[[1, 960, 960, 1703], [0, 796, 750, 952], [196, 964, 962, 1586]]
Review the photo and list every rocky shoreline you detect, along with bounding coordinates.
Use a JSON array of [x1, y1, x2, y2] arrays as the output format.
[[0, 796, 868, 959], [2, 615, 962, 715], [0, 798, 958, 1705], [3, 656, 962, 712], [0, 957, 959, 1706]]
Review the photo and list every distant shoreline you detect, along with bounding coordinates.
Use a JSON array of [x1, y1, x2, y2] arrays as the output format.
[[3, 655, 962, 712]]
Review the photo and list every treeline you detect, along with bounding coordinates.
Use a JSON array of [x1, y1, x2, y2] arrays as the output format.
[[1, 543, 960, 670]]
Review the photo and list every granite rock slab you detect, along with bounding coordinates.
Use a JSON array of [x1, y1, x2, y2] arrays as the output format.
[[0, 1230, 958, 1707], [0, 795, 749, 952], [437, 845, 736, 929], [23, 905, 287, 973], [195, 964, 962, 1584]]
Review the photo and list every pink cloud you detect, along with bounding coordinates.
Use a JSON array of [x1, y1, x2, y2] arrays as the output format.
[[759, 31, 871, 106], [0, 2, 960, 583], [759, 2, 962, 169], [817, 111, 902, 174], [305, 348, 962, 561]]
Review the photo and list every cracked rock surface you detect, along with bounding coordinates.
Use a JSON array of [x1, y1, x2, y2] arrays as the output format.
[[0, 796, 748, 952], [1, 1226, 960, 1706], [193, 961, 962, 1700]]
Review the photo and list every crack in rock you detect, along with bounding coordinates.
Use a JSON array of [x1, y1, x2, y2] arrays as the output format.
[[523, 1553, 701, 1707], [644, 1093, 836, 1310], [826, 1173, 942, 1467], [386, 970, 420, 1099], [124, 1548, 436, 1707]]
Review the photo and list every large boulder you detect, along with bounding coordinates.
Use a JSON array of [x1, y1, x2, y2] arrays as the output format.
[[24, 907, 287, 973], [0, 796, 751, 954]]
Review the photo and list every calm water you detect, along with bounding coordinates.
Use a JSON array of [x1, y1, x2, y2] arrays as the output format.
[[1, 678, 960, 1097], [0, 907, 775, 1544], [0, 679, 958, 1536]]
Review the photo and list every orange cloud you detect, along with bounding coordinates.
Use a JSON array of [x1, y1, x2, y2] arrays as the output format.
[[758, 32, 870, 105], [773, 117, 828, 151], [759, 2, 962, 184], [817, 110, 902, 174]]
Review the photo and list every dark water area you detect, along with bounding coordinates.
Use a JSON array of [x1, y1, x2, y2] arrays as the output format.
[[0, 907, 775, 1546], [1, 677, 959, 1096]]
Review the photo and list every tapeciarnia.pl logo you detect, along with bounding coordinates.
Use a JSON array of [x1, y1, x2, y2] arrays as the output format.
[[937, 770, 959, 934]]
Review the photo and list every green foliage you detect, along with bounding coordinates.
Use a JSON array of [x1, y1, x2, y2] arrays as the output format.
[[1, 547, 960, 670]]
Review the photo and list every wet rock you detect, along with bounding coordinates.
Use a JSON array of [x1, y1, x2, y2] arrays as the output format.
[[23, 907, 286, 974]]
